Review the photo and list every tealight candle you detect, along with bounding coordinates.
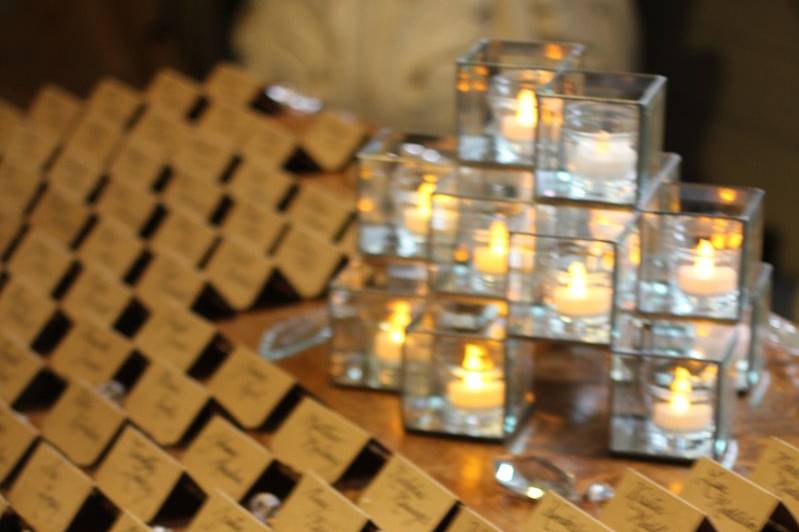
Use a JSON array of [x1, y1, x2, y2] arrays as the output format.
[[499, 88, 537, 144], [402, 181, 436, 235], [373, 302, 411, 367], [552, 261, 612, 318], [571, 130, 636, 182], [677, 239, 738, 297], [473, 220, 509, 276], [653, 367, 713, 433], [447, 344, 505, 410]]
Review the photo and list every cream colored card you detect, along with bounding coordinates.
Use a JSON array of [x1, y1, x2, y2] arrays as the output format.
[[62, 115, 123, 164], [4, 122, 60, 172], [0, 276, 54, 344], [108, 137, 164, 190], [750, 438, 799, 521], [205, 237, 274, 310], [172, 130, 234, 182], [50, 318, 131, 385], [681, 457, 781, 532], [227, 158, 294, 209], [181, 415, 272, 500], [136, 298, 215, 371], [0, 198, 23, 253], [208, 344, 295, 429], [271, 397, 370, 484], [275, 226, 342, 298], [109, 510, 150, 532], [124, 360, 209, 446], [28, 185, 89, 245], [28, 84, 82, 137], [288, 183, 354, 240], [524, 492, 610, 531], [198, 103, 259, 145], [205, 62, 262, 107], [48, 149, 103, 199], [337, 222, 358, 256], [223, 198, 286, 252], [271, 471, 370, 532], [9, 441, 93, 532], [0, 401, 38, 482], [0, 331, 42, 404], [0, 159, 42, 206], [242, 118, 296, 166], [301, 111, 367, 171], [78, 216, 142, 279], [163, 170, 224, 219], [0, 98, 22, 148], [448, 506, 502, 532], [136, 250, 206, 308], [151, 207, 217, 265], [146, 68, 201, 118], [129, 107, 191, 157], [0, 494, 6, 516], [358, 454, 457, 532], [96, 425, 185, 522], [41, 379, 126, 466], [85, 77, 142, 129], [7, 228, 73, 293], [186, 491, 271, 532], [62, 264, 131, 327], [94, 178, 157, 233]]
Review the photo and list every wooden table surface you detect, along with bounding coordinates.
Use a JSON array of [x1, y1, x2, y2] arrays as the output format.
[[216, 302, 799, 530]]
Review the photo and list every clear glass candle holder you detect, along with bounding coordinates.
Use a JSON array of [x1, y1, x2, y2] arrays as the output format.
[[357, 130, 456, 259], [610, 317, 737, 462], [735, 262, 772, 392], [506, 205, 638, 345], [401, 299, 534, 440], [328, 258, 428, 391], [534, 71, 666, 206], [456, 39, 584, 167], [637, 182, 764, 321]]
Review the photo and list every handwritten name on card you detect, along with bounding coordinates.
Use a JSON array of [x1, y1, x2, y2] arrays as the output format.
[[147, 68, 201, 117], [4, 123, 60, 172], [7, 228, 73, 293], [41, 380, 126, 466], [151, 207, 217, 265], [109, 510, 150, 532], [205, 237, 274, 310], [0, 402, 38, 483], [124, 360, 209, 446], [0, 160, 41, 206], [162, 170, 224, 220], [750, 438, 799, 521], [63, 115, 122, 165], [0, 332, 42, 404], [207, 345, 295, 429], [242, 118, 296, 166], [28, 84, 81, 136], [108, 138, 164, 191], [198, 103, 259, 146], [96, 425, 185, 522], [50, 319, 131, 385], [29, 185, 90, 246], [136, 299, 215, 371], [85, 77, 142, 129], [288, 184, 353, 240], [275, 226, 342, 298], [172, 131, 234, 182], [129, 108, 192, 157], [523, 492, 609, 532], [182, 415, 272, 500], [136, 251, 206, 308], [448, 506, 502, 532], [62, 265, 131, 327], [358, 454, 457, 532], [223, 197, 286, 252], [9, 441, 93, 532], [94, 179, 157, 234], [48, 149, 103, 200], [205, 62, 261, 107], [681, 457, 779, 532], [227, 159, 294, 209], [301, 111, 367, 172], [271, 471, 369, 532], [0, 277, 54, 344], [186, 491, 270, 532]]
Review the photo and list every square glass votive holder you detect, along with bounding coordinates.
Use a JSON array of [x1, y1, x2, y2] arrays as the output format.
[[507, 205, 639, 345], [735, 261, 772, 392], [534, 71, 667, 206], [328, 258, 428, 391], [401, 299, 534, 440], [610, 316, 738, 462], [637, 182, 765, 321], [357, 129, 456, 259], [456, 39, 584, 167]]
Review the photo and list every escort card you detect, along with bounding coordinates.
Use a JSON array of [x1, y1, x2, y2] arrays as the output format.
[[275, 226, 342, 298], [172, 130, 234, 182], [523, 492, 609, 532], [0, 401, 38, 483], [186, 491, 270, 532], [136, 298, 215, 371], [0, 495, 6, 517], [41, 379, 126, 466], [4, 122, 60, 172], [198, 102, 259, 145], [288, 183, 354, 240], [0, 160, 42, 207], [94, 179, 157, 233], [205, 62, 262, 108], [207, 344, 296, 429], [242, 118, 296, 166], [162, 170, 225, 219], [227, 158, 294, 209], [78, 217, 143, 279], [681, 457, 796, 531], [271, 397, 370, 483], [129, 107, 192, 157], [0, 200, 23, 255], [28, 84, 82, 137], [301, 111, 367, 171], [223, 198, 286, 252], [750, 438, 799, 522], [85, 77, 142, 129], [95, 425, 185, 522], [0, 98, 22, 148], [0, 276, 55, 344], [7, 228, 73, 293], [124, 360, 209, 446], [448, 506, 501, 532], [109, 510, 150, 532], [0, 331, 43, 404], [181, 415, 273, 500], [62, 264, 131, 327], [108, 137, 164, 191], [136, 250, 206, 308], [205, 237, 274, 310], [48, 149, 103, 200], [146, 68, 202, 118], [62, 115, 123, 165], [358, 454, 457, 532], [151, 207, 217, 265], [8, 441, 93, 532], [28, 184, 90, 246], [50, 318, 131, 385]]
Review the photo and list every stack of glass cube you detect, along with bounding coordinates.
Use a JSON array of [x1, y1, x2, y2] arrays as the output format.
[[327, 38, 772, 455]]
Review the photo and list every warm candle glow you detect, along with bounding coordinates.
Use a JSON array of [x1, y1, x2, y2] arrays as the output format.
[[373, 302, 412, 366], [447, 343, 505, 411], [473, 220, 509, 275], [693, 239, 716, 278], [489, 220, 509, 255], [415, 182, 436, 220], [595, 131, 611, 154], [669, 367, 693, 414], [462, 343, 493, 373], [718, 188, 737, 203], [566, 261, 588, 298], [652, 365, 712, 434], [516, 89, 537, 128]]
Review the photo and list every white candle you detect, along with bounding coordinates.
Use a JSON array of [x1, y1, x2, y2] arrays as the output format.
[[499, 88, 537, 143], [372, 303, 411, 367], [677, 239, 738, 297], [402, 182, 436, 235], [552, 261, 612, 318], [473, 220, 509, 275], [571, 131, 636, 181], [653, 367, 713, 433], [447, 344, 505, 410]]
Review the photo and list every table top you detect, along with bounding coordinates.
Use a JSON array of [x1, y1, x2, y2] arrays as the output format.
[[218, 302, 799, 531]]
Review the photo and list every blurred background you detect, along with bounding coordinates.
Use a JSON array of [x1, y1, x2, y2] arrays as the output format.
[[1, 0, 797, 314]]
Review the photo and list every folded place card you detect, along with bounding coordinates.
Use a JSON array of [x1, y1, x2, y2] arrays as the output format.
[[62, 115, 123, 165], [85, 77, 142, 129], [288, 183, 354, 241], [28, 84, 82, 137], [48, 149, 103, 200], [448, 506, 501, 532], [275, 226, 342, 298], [242, 118, 296, 167], [181, 415, 273, 500], [185, 491, 270, 532], [0, 160, 42, 207], [162, 170, 225, 220], [62, 264, 131, 327], [0, 494, 7, 517], [205, 62, 262, 108], [94, 179, 158, 234], [358, 454, 457, 532], [129, 108, 192, 157], [205, 237, 275, 310], [0, 331, 44, 404], [197, 102, 259, 146], [271, 397, 371, 484], [109, 510, 150, 532], [526, 492, 612, 531], [207, 344, 296, 429], [4, 122, 60, 172], [136, 250, 206, 308], [96, 425, 187, 522], [227, 158, 294, 209], [681, 457, 799, 531], [151, 207, 217, 265], [750, 438, 799, 522], [146, 68, 202, 118], [0, 401, 38, 483], [0, 201, 23, 255], [50, 318, 132, 385], [222, 198, 286, 253], [136, 298, 216, 371], [0, 98, 22, 148], [77, 216, 144, 280], [172, 130, 234, 182], [108, 137, 165, 191], [6, 228, 73, 294], [29, 184, 90, 246], [300, 111, 367, 172], [0, 276, 55, 345], [124, 360, 209, 446], [41, 379, 126, 466], [8, 441, 94, 532]]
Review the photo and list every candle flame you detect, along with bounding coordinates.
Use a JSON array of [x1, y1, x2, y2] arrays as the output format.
[[461, 344, 494, 388], [596, 131, 611, 154], [566, 261, 588, 298], [719, 188, 737, 203], [489, 220, 509, 255], [384, 302, 411, 344], [516, 89, 537, 128], [357, 197, 375, 213], [669, 367, 693, 413], [453, 243, 470, 263], [693, 239, 716, 278], [416, 182, 436, 220], [544, 44, 564, 60]]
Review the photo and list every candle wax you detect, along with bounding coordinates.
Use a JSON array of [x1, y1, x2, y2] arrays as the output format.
[[447, 378, 505, 410], [552, 285, 612, 317], [653, 401, 713, 433], [571, 133, 636, 181], [373, 329, 403, 367], [500, 114, 535, 143], [677, 264, 737, 297]]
